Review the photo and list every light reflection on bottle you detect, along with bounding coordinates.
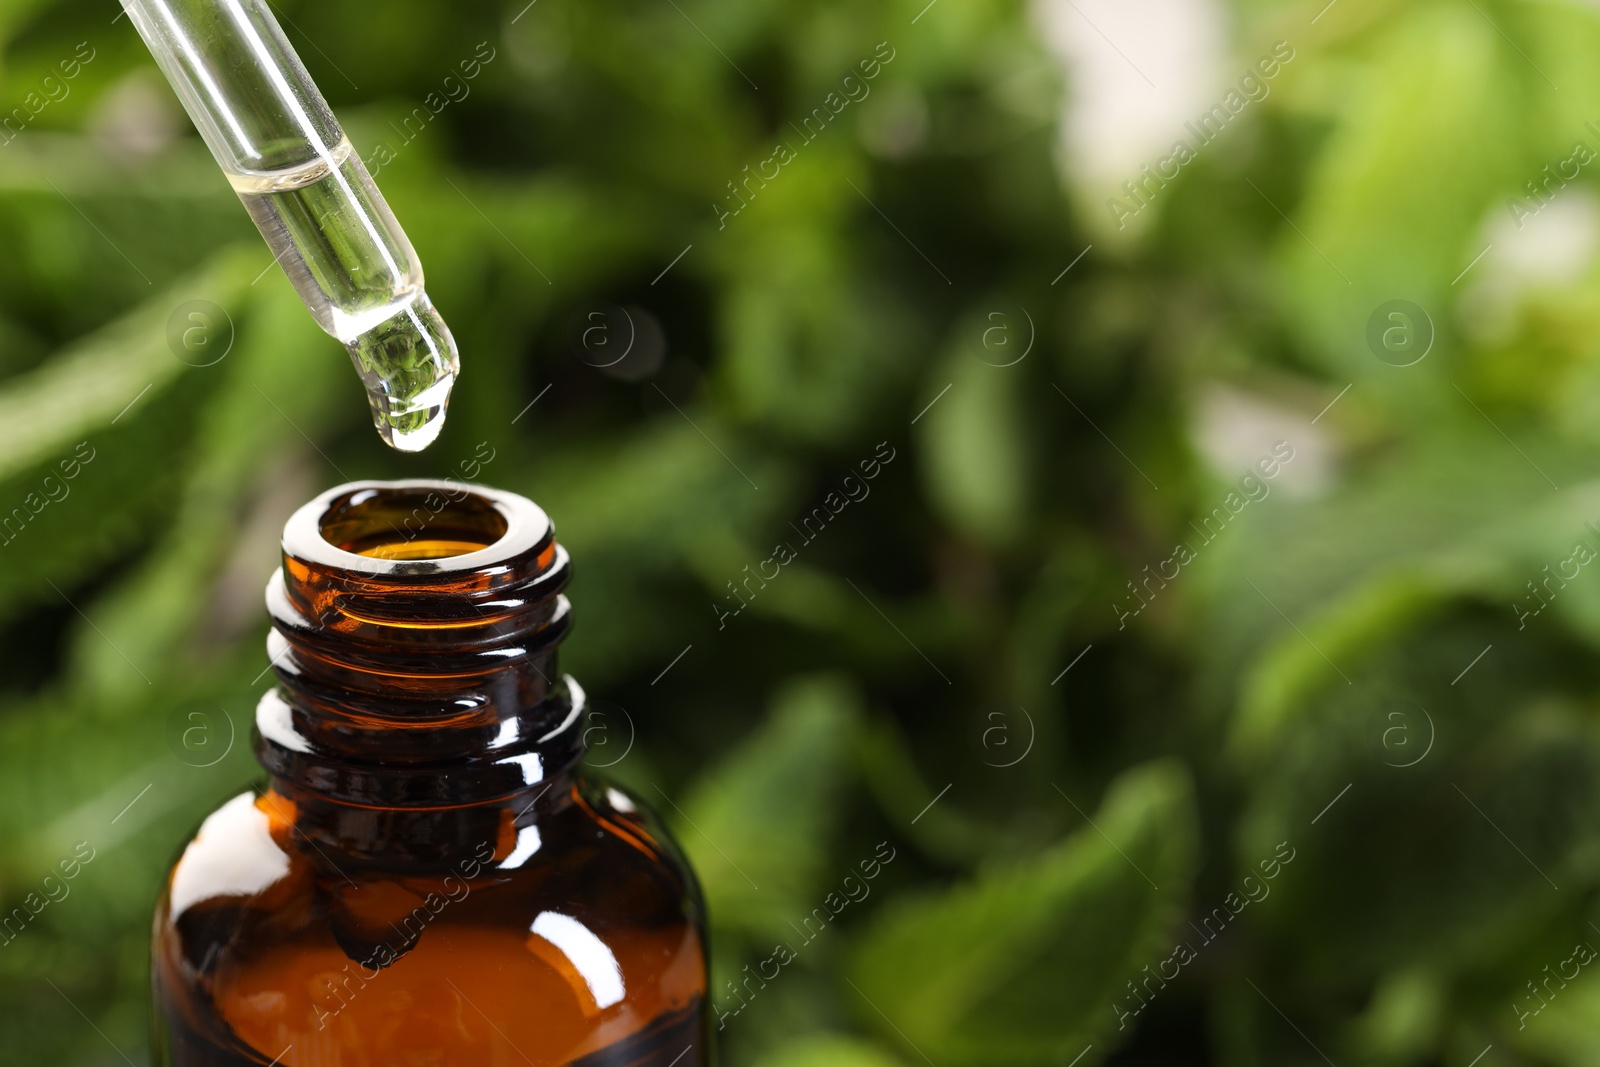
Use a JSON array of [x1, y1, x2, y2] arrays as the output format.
[[168, 793, 291, 920], [498, 824, 543, 870], [528, 911, 626, 1011]]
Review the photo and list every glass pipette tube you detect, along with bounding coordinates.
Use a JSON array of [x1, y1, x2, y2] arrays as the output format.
[[118, 0, 459, 452]]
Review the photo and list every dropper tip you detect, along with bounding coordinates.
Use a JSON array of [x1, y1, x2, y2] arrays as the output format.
[[346, 293, 460, 454]]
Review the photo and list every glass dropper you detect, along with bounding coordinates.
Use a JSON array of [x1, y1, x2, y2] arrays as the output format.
[[118, 0, 459, 452]]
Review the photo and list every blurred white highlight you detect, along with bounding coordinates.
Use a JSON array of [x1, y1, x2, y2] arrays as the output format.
[[1194, 384, 1335, 498], [1033, 0, 1228, 202]]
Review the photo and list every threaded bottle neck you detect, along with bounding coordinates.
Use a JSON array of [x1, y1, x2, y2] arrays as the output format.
[[255, 480, 582, 808]]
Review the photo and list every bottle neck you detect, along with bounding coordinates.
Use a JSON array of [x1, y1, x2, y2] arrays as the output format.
[[253, 481, 583, 813]]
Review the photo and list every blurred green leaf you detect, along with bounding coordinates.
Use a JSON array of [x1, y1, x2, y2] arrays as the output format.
[[675, 674, 862, 941], [751, 1035, 911, 1067], [0, 243, 254, 479], [918, 331, 1030, 546], [0, 245, 265, 632], [64, 269, 339, 700], [1282, 3, 1522, 384], [850, 760, 1198, 1066]]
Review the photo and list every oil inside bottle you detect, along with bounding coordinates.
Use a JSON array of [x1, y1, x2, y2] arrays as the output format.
[[228, 137, 460, 452]]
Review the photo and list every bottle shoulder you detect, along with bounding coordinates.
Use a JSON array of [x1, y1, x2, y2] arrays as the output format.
[[156, 775, 701, 929], [153, 777, 708, 1065]]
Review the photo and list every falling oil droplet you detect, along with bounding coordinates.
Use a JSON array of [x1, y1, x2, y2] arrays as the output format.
[[345, 294, 459, 452]]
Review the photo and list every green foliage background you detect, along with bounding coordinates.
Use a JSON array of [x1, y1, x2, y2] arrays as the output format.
[[1, 0, 1598, 1063]]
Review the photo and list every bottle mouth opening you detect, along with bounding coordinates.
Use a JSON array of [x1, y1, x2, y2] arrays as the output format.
[[321, 485, 510, 560], [282, 480, 552, 578]]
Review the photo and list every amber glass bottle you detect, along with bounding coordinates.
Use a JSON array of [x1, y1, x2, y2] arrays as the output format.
[[150, 480, 710, 1066]]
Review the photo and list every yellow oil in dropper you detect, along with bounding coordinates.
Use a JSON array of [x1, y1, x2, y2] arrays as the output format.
[[120, 0, 459, 452]]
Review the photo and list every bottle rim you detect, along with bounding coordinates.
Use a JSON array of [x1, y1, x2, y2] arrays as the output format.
[[282, 479, 552, 577]]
